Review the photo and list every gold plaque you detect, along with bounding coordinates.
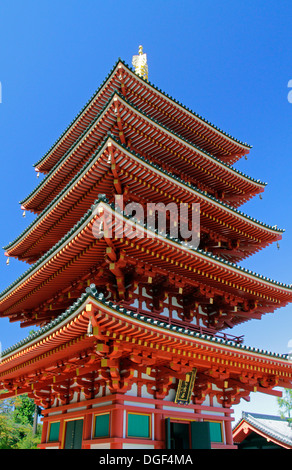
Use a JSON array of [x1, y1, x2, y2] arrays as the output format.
[[174, 368, 197, 405]]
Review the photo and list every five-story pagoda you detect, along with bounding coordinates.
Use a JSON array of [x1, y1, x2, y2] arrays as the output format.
[[0, 47, 292, 449]]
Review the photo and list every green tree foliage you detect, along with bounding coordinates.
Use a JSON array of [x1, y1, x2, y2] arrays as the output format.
[[277, 388, 292, 422], [0, 393, 42, 449], [14, 395, 38, 426], [0, 412, 18, 449]]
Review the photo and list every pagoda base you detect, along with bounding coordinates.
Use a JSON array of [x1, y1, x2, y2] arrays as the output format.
[[39, 392, 236, 449]]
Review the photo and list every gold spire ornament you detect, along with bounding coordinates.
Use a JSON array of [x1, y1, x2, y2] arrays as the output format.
[[132, 45, 148, 80]]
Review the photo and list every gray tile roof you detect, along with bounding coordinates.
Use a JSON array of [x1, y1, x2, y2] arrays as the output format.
[[1, 284, 290, 363], [33, 59, 251, 169], [234, 412, 292, 447]]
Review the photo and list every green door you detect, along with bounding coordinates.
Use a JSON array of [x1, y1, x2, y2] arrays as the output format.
[[165, 419, 190, 449], [190, 421, 211, 449], [165, 419, 211, 449], [64, 419, 83, 449]]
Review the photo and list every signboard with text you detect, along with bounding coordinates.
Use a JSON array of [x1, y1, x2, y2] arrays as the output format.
[[174, 368, 197, 405]]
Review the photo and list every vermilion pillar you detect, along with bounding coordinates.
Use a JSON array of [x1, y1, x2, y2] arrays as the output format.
[[154, 404, 164, 447], [224, 417, 234, 446], [110, 400, 124, 449], [41, 420, 48, 445], [82, 413, 93, 449]]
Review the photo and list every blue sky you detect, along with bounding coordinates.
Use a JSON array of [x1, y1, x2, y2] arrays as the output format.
[[0, 0, 292, 424]]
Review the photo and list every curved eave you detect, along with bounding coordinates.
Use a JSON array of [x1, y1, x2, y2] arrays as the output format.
[[233, 418, 292, 449], [34, 60, 124, 173], [22, 93, 261, 214], [113, 93, 264, 206], [21, 97, 120, 212], [5, 138, 282, 263], [121, 62, 251, 163], [1, 287, 292, 379], [34, 60, 251, 173], [1, 200, 291, 322]]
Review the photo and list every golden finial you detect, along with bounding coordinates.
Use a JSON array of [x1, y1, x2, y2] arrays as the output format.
[[132, 45, 148, 80]]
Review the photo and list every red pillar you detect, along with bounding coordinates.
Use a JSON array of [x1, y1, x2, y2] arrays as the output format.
[[41, 419, 48, 445], [110, 400, 124, 449], [224, 416, 234, 446], [154, 404, 164, 448], [59, 419, 65, 449], [82, 413, 93, 449]]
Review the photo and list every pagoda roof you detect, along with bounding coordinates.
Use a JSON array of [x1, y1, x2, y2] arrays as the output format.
[[233, 412, 292, 449], [33, 60, 251, 174], [1, 197, 291, 327], [0, 285, 291, 394], [21, 93, 262, 214], [111, 93, 264, 207], [21, 94, 120, 213], [6, 138, 281, 264]]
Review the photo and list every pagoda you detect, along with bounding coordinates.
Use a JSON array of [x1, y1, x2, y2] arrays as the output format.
[[0, 47, 292, 450]]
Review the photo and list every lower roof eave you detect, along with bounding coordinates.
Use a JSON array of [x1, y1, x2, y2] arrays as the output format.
[[0, 286, 292, 389], [1, 199, 291, 324], [232, 418, 292, 449]]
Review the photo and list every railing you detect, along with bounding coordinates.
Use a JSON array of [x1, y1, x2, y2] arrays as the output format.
[[122, 305, 244, 345]]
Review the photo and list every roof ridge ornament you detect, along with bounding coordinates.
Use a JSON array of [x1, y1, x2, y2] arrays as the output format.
[[132, 45, 148, 81]]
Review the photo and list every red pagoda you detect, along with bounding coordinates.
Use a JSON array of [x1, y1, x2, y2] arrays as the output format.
[[0, 47, 292, 449]]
